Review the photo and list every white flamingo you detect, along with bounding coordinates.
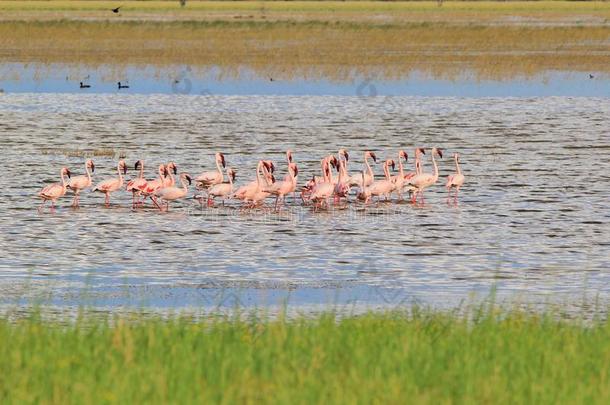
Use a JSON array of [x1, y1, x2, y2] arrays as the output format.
[[208, 168, 237, 206], [349, 151, 376, 187], [92, 160, 127, 206], [408, 147, 443, 204], [195, 152, 226, 191], [38, 167, 71, 210], [446, 152, 465, 204], [67, 159, 94, 207], [369, 159, 396, 201], [157, 173, 192, 212]]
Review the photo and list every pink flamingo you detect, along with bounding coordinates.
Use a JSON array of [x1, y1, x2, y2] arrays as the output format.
[[67, 159, 94, 207], [195, 152, 226, 191], [207, 167, 236, 206], [265, 163, 298, 210], [369, 159, 396, 201], [157, 173, 192, 212], [334, 158, 350, 202], [141, 164, 167, 208], [403, 148, 425, 198], [233, 160, 275, 204], [38, 167, 71, 210], [355, 171, 371, 204], [408, 148, 443, 204], [126, 160, 148, 208], [349, 151, 376, 187], [163, 162, 178, 187], [310, 158, 336, 209], [246, 161, 276, 207], [446, 152, 465, 204], [92, 160, 127, 206], [391, 150, 408, 201]]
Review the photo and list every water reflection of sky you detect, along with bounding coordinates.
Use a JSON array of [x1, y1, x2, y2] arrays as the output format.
[[0, 63, 608, 97]]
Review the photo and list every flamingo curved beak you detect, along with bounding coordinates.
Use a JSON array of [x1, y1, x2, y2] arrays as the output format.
[[231, 171, 236, 181], [172, 165, 177, 175], [437, 148, 443, 159], [185, 174, 192, 185], [293, 165, 298, 176], [90, 162, 95, 172], [370, 152, 377, 162], [419, 148, 426, 155], [288, 151, 293, 163], [390, 160, 395, 171], [122, 164, 127, 175], [220, 153, 226, 168], [66, 169, 71, 178], [134, 160, 141, 170]]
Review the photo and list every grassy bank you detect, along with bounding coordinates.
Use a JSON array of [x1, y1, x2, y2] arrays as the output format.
[[1, 19, 609, 81], [2, 307, 610, 403]]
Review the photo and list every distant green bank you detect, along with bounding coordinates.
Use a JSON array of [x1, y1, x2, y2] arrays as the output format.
[[2, 306, 610, 404]]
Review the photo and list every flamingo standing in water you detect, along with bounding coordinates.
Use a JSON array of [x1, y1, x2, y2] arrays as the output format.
[[163, 162, 178, 187], [195, 152, 226, 191], [67, 159, 94, 207], [245, 160, 276, 207], [408, 148, 443, 204], [38, 167, 71, 210], [391, 150, 408, 201], [141, 164, 167, 208], [92, 160, 127, 206], [207, 167, 237, 206], [356, 171, 371, 204], [349, 151, 376, 188], [369, 159, 396, 201], [233, 160, 274, 204], [403, 148, 425, 197], [157, 173, 192, 211], [126, 160, 148, 208], [310, 158, 336, 209], [265, 163, 298, 210], [446, 152, 465, 204]]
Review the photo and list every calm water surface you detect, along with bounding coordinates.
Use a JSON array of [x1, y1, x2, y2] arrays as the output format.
[[0, 93, 609, 312]]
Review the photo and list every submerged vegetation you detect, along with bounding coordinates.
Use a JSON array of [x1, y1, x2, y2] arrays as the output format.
[[2, 306, 610, 403], [0, 1, 609, 81]]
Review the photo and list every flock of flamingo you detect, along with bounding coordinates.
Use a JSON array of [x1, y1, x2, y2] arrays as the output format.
[[37, 148, 465, 211]]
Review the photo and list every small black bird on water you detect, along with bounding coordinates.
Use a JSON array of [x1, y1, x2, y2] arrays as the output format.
[[111, 6, 122, 13], [79, 82, 91, 89], [118, 82, 130, 89], [589, 74, 595, 79]]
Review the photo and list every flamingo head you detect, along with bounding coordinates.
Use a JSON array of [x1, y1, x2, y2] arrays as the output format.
[[329, 155, 339, 170], [217, 153, 226, 168], [289, 163, 298, 177], [417, 148, 426, 156], [386, 159, 396, 171], [367, 151, 377, 163], [62, 167, 71, 178], [166, 162, 177, 175], [134, 160, 142, 171], [263, 160, 275, 173], [434, 148, 443, 159], [228, 168, 237, 181], [399, 150, 408, 161], [182, 173, 192, 185], [270, 174, 276, 184], [162, 165, 169, 177], [119, 160, 127, 175], [339, 148, 349, 162], [286, 150, 293, 163], [87, 159, 95, 172]]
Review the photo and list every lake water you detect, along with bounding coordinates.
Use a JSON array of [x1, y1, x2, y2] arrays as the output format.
[[0, 93, 609, 314]]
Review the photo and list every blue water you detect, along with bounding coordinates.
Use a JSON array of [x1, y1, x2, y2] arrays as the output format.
[[1, 63, 608, 97]]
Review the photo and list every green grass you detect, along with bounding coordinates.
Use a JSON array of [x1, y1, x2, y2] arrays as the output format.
[[2, 305, 610, 403]]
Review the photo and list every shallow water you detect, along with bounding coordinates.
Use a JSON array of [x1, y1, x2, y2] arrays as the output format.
[[0, 93, 609, 312]]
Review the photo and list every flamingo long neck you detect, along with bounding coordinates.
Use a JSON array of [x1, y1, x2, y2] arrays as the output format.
[[181, 177, 188, 192], [60, 170, 67, 189], [291, 168, 298, 187], [215, 157, 224, 182], [117, 162, 124, 187], [256, 161, 263, 190], [398, 155, 405, 176], [455, 156, 461, 175], [432, 153, 439, 181], [415, 151, 422, 175], [364, 154, 373, 178], [227, 170, 233, 187], [320, 158, 328, 182], [384, 162, 391, 181], [158, 167, 164, 183], [85, 164, 92, 183]]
